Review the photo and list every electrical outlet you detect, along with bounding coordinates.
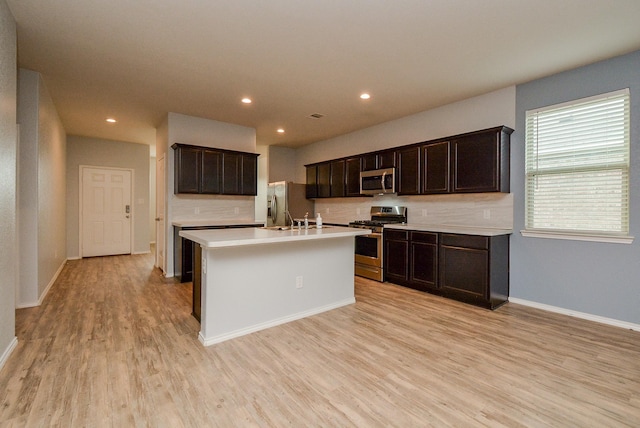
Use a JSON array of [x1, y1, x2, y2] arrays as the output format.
[[326, 208, 330, 214], [483, 209, 491, 219], [295, 276, 303, 289], [356, 208, 361, 215], [421, 209, 428, 217], [234, 207, 239, 214], [195, 207, 200, 214]]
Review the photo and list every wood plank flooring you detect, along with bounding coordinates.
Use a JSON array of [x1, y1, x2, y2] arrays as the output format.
[[1, 252, 639, 427]]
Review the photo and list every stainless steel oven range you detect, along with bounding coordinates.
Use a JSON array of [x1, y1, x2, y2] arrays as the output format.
[[349, 206, 407, 281]]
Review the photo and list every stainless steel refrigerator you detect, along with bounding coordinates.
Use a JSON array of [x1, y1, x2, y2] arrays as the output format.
[[266, 181, 314, 227]]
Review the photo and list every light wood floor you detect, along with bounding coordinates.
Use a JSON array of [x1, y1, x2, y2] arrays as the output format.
[[1, 252, 639, 427]]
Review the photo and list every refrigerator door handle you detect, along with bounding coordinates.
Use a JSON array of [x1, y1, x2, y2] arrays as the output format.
[[270, 194, 277, 223]]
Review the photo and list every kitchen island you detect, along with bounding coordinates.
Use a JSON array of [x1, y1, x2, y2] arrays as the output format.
[[180, 226, 369, 346], [172, 219, 263, 282]]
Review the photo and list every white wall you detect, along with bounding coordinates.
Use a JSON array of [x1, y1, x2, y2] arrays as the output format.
[[0, 0, 17, 371], [296, 87, 516, 229], [159, 112, 257, 277], [16, 69, 67, 307], [296, 87, 516, 183], [66, 136, 150, 258]]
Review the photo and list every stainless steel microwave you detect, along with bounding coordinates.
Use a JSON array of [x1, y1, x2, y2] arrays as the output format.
[[360, 168, 395, 195]]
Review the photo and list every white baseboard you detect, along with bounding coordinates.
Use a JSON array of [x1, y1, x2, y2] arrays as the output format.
[[16, 259, 66, 309], [0, 337, 18, 373], [132, 250, 151, 255], [199, 298, 356, 346], [66, 256, 81, 261], [509, 297, 640, 332]]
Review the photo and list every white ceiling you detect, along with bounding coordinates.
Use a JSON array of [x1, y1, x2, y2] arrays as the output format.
[[7, 0, 640, 149]]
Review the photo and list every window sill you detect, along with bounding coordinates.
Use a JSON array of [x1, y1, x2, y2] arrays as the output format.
[[520, 230, 634, 244]]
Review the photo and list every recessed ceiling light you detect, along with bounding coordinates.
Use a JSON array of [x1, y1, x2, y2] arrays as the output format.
[[277, 128, 285, 134], [360, 93, 371, 100], [241, 98, 252, 104], [106, 118, 117, 123]]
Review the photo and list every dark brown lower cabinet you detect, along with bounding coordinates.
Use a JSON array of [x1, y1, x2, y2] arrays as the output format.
[[439, 233, 509, 309], [384, 230, 409, 284], [384, 228, 509, 310], [409, 231, 438, 291]]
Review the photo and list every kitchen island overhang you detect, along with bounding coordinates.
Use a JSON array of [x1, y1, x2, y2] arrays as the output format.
[[179, 226, 369, 346]]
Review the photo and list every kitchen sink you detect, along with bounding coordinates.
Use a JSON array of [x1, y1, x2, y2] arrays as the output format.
[[260, 225, 331, 231]]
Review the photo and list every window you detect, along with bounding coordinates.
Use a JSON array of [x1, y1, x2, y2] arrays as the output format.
[[524, 89, 631, 243]]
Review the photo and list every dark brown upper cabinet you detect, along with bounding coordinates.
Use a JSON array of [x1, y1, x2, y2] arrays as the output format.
[[330, 159, 346, 197], [200, 149, 222, 194], [172, 143, 258, 196], [451, 127, 511, 193], [306, 165, 318, 198], [396, 146, 420, 195], [345, 157, 362, 196], [174, 145, 201, 194], [361, 150, 396, 171], [422, 141, 450, 194], [304, 126, 512, 199], [316, 162, 331, 198]]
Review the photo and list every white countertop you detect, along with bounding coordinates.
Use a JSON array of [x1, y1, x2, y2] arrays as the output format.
[[172, 219, 263, 228], [180, 226, 369, 248], [385, 223, 512, 236]]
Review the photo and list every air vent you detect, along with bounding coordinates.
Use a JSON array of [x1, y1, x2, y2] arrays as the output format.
[[308, 113, 325, 119]]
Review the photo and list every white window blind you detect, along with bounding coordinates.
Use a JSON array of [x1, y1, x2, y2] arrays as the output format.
[[525, 89, 630, 236]]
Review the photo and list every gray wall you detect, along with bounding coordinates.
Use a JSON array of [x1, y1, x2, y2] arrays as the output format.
[[268, 146, 298, 183], [0, 0, 17, 368], [66, 136, 150, 258], [17, 69, 67, 307], [511, 50, 640, 324]]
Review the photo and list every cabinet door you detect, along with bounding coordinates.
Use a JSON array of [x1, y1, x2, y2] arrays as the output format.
[[345, 157, 361, 196], [378, 150, 396, 169], [439, 244, 488, 299], [384, 230, 409, 283], [222, 152, 241, 194], [397, 146, 420, 195], [361, 154, 378, 171], [306, 165, 318, 198], [330, 160, 346, 197], [423, 141, 450, 194], [175, 146, 201, 194], [317, 162, 331, 198], [241, 154, 258, 195], [410, 232, 438, 290], [200, 149, 222, 194], [452, 131, 499, 193]]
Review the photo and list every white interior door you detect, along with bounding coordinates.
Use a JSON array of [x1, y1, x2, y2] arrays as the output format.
[[81, 167, 132, 257], [155, 155, 165, 271]]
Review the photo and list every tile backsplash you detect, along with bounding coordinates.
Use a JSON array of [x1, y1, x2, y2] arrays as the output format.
[[170, 194, 256, 222], [314, 193, 513, 229]]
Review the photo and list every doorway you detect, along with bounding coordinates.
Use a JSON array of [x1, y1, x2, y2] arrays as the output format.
[[80, 166, 133, 257]]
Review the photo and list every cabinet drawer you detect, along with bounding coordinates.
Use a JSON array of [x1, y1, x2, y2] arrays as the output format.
[[410, 231, 438, 244], [441, 233, 488, 250], [384, 229, 408, 241]]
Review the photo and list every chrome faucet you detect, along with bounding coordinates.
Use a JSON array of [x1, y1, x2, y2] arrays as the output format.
[[286, 210, 294, 227]]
